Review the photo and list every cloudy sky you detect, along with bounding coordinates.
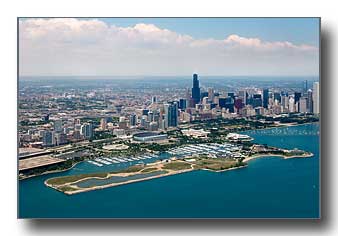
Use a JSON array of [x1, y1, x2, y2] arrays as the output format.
[[19, 18, 319, 77]]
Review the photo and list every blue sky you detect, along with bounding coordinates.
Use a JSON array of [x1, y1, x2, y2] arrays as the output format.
[[98, 18, 319, 46], [19, 18, 320, 76]]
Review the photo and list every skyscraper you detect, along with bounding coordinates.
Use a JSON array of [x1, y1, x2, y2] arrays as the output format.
[[307, 89, 313, 113], [191, 74, 200, 105], [303, 80, 308, 93], [294, 92, 302, 111], [54, 119, 63, 132], [178, 99, 187, 110], [299, 97, 308, 113], [164, 102, 178, 128], [129, 114, 137, 127], [273, 92, 281, 103], [81, 123, 93, 139], [294, 92, 302, 103], [289, 96, 295, 113], [313, 82, 320, 114], [42, 131, 54, 146], [208, 88, 214, 102], [253, 94, 263, 108], [100, 118, 107, 130], [263, 89, 269, 108]]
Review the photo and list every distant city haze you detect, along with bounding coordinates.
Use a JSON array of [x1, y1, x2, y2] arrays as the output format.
[[19, 18, 319, 77]]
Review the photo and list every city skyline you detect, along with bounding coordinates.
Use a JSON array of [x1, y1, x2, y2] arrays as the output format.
[[19, 18, 319, 77], [18, 18, 320, 219]]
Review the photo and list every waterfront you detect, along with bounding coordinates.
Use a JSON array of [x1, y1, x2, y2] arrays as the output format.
[[18, 123, 319, 218]]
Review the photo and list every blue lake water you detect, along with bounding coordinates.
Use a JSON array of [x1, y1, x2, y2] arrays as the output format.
[[18, 123, 319, 218]]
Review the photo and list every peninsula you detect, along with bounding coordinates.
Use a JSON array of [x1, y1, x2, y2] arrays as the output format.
[[45, 144, 313, 195]]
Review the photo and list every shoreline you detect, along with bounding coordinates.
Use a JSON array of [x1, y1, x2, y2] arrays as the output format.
[[45, 150, 313, 195], [51, 168, 195, 195], [19, 161, 83, 180], [23, 121, 318, 181], [243, 152, 314, 163], [241, 121, 319, 134], [47, 163, 249, 195], [200, 165, 247, 173]]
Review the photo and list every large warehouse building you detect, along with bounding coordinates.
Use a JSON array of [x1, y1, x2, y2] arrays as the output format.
[[133, 132, 168, 142]]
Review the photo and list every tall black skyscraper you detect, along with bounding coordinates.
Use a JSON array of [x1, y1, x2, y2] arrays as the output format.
[[294, 92, 302, 103], [192, 74, 200, 104], [263, 89, 269, 108]]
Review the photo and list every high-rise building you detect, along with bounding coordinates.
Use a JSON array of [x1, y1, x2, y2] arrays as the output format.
[[151, 96, 157, 104], [281, 95, 289, 111], [148, 111, 154, 122], [273, 92, 281, 103], [227, 92, 235, 100], [42, 131, 54, 146], [191, 74, 200, 104], [252, 94, 263, 108], [299, 97, 308, 113], [100, 118, 107, 130], [219, 97, 234, 113], [263, 89, 269, 108], [55, 133, 67, 146], [234, 98, 244, 112], [153, 111, 160, 122], [303, 80, 308, 93], [42, 114, 49, 122], [74, 118, 81, 125], [163, 104, 169, 129], [141, 109, 149, 116], [294, 92, 302, 111], [238, 90, 247, 105], [313, 82, 320, 114], [81, 123, 93, 139], [307, 89, 313, 113], [178, 99, 187, 110], [294, 92, 301, 103], [54, 119, 63, 132], [129, 114, 137, 127], [140, 115, 147, 127], [208, 88, 214, 102], [289, 96, 295, 113], [164, 102, 178, 128]]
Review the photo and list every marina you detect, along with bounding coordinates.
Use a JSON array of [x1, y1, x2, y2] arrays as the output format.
[[85, 142, 245, 168], [87, 153, 162, 167], [19, 123, 320, 218]]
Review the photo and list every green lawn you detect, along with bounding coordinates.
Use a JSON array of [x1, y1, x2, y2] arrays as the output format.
[[47, 172, 108, 185], [58, 185, 78, 192], [140, 167, 158, 173], [193, 158, 246, 171], [47, 165, 144, 186], [162, 161, 192, 171]]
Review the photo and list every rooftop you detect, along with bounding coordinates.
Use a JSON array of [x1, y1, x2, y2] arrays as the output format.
[[19, 155, 66, 171]]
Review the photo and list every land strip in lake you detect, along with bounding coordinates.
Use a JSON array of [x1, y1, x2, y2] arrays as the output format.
[[45, 144, 313, 195]]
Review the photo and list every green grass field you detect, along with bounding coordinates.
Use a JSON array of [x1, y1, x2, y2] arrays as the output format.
[[193, 158, 245, 171], [162, 161, 192, 171], [47, 172, 108, 185], [140, 167, 158, 173]]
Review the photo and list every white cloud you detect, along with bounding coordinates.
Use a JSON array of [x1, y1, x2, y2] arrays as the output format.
[[19, 18, 319, 76]]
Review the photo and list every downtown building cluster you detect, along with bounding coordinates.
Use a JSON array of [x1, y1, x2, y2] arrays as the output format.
[[18, 74, 320, 148], [118, 74, 320, 131]]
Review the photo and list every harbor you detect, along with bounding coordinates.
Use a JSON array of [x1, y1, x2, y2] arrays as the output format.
[[85, 142, 245, 168]]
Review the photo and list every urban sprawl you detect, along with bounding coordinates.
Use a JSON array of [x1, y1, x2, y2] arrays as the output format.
[[18, 74, 319, 181]]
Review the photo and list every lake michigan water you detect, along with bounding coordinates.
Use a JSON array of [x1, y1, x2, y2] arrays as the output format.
[[18, 123, 319, 218]]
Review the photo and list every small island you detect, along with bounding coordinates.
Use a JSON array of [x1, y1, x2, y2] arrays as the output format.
[[45, 144, 313, 195]]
